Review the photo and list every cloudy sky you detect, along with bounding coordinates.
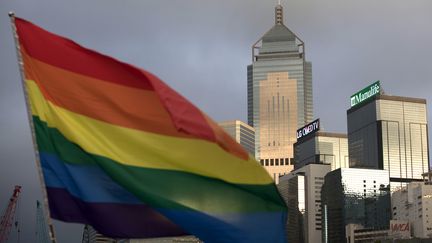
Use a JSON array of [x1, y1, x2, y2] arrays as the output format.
[[0, 0, 431, 242]]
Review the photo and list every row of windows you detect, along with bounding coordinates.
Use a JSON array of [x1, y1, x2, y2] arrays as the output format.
[[363, 189, 378, 193], [260, 158, 293, 166], [363, 180, 377, 183], [381, 120, 428, 179]]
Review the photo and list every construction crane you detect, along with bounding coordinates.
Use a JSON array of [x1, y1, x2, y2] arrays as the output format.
[[36, 201, 50, 243], [0, 185, 22, 243]]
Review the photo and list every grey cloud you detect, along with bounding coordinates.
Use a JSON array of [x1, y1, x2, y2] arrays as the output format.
[[0, 0, 431, 242]]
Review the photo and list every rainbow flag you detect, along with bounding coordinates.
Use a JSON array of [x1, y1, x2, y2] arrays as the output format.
[[14, 17, 287, 243]]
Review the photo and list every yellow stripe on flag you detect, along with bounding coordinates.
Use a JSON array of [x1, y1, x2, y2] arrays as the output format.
[[27, 80, 272, 185]]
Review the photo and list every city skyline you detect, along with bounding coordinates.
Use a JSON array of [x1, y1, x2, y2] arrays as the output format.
[[1, 0, 432, 242]]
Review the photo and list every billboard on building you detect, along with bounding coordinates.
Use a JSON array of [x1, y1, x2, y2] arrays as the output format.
[[296, 119, 320, 140], [350, 80, 381, 107]]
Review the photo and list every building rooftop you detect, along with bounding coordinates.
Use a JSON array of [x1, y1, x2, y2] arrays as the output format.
[[252, 3, 304, 59], [218, 120, 254, 131], [347, 94, 427, 114], [262, 24, 296, 43]]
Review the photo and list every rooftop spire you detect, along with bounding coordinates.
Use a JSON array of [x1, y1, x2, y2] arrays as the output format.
[[275, 1, 283, 25]]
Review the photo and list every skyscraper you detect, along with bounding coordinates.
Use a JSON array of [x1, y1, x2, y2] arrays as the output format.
[[347, 93, 430, 190], [218, 120, 255, 156], [248, 3, 313, 182]]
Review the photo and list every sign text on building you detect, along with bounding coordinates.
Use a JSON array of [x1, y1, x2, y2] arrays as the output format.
[[296, 119, 320, 140], [350, 80, 381, 107], [389, 220, 410, 238]]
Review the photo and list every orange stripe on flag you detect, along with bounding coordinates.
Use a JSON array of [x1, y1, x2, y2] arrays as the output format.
[[22, 49, 191, 138]]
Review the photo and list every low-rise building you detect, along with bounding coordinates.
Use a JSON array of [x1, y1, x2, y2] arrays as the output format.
[[294, 131, 349, 170], [346, 224, 389, 243], [392, 182, 432, 239]]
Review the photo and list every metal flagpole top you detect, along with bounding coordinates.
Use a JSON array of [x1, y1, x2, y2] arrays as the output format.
[[8, 12, 15, 18]]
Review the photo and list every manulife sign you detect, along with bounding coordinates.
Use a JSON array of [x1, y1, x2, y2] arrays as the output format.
[[350, 81, 381, 107]]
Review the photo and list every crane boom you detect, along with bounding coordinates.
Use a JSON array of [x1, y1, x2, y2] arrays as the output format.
[[0, 185, 22, 243]]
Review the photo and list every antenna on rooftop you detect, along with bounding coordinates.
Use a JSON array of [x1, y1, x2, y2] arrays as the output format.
[[275, 0, 283, 24]]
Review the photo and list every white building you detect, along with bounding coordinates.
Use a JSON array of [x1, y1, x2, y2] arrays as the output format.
[[278, 163, 331, 243], [392, 182, 432, 238]]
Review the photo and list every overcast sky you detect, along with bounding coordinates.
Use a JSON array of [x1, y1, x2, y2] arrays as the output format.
[[1, 0, 431, 242]]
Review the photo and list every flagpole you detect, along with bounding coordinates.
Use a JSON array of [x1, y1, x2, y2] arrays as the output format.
[[8, 12, 57, 243]]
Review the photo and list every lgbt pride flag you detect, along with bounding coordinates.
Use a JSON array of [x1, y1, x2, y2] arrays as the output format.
[[14, 17, 287, 243]]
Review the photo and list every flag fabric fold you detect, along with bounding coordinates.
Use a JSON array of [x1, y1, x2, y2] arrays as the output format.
[[14, 17, 287, 243]]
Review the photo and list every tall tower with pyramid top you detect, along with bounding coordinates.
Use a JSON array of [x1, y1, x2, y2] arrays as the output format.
[[248, 2, 313, 183]]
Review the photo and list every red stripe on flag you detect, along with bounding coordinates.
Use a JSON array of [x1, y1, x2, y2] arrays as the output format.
[[15, 17, 153, 90]]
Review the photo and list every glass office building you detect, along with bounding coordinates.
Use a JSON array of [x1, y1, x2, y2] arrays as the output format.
[[218, 120, 255, 156], [347, 95, 429, 190], [294, 132, 349, 170], [321, 168, 391, 243], [248, 3, 313, 182]]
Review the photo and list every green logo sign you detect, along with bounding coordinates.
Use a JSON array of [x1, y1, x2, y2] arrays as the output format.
[[350, 81, 381, 107]]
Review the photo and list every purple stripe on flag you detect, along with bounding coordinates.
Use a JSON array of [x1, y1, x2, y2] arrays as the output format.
[[46, 187, 187, 238]]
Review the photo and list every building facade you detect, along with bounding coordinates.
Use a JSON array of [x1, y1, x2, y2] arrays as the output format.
[[248, 3, 313, 182], [392, 182, 432, 239], [294, 132, 349, 170], [279, 164, 331, 243], [321, 168, 391, 243], [347, 94, 429, 190], [278, 173, 305, 243], [218, 120, 255, 156], [345, 224, 389, 243]]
